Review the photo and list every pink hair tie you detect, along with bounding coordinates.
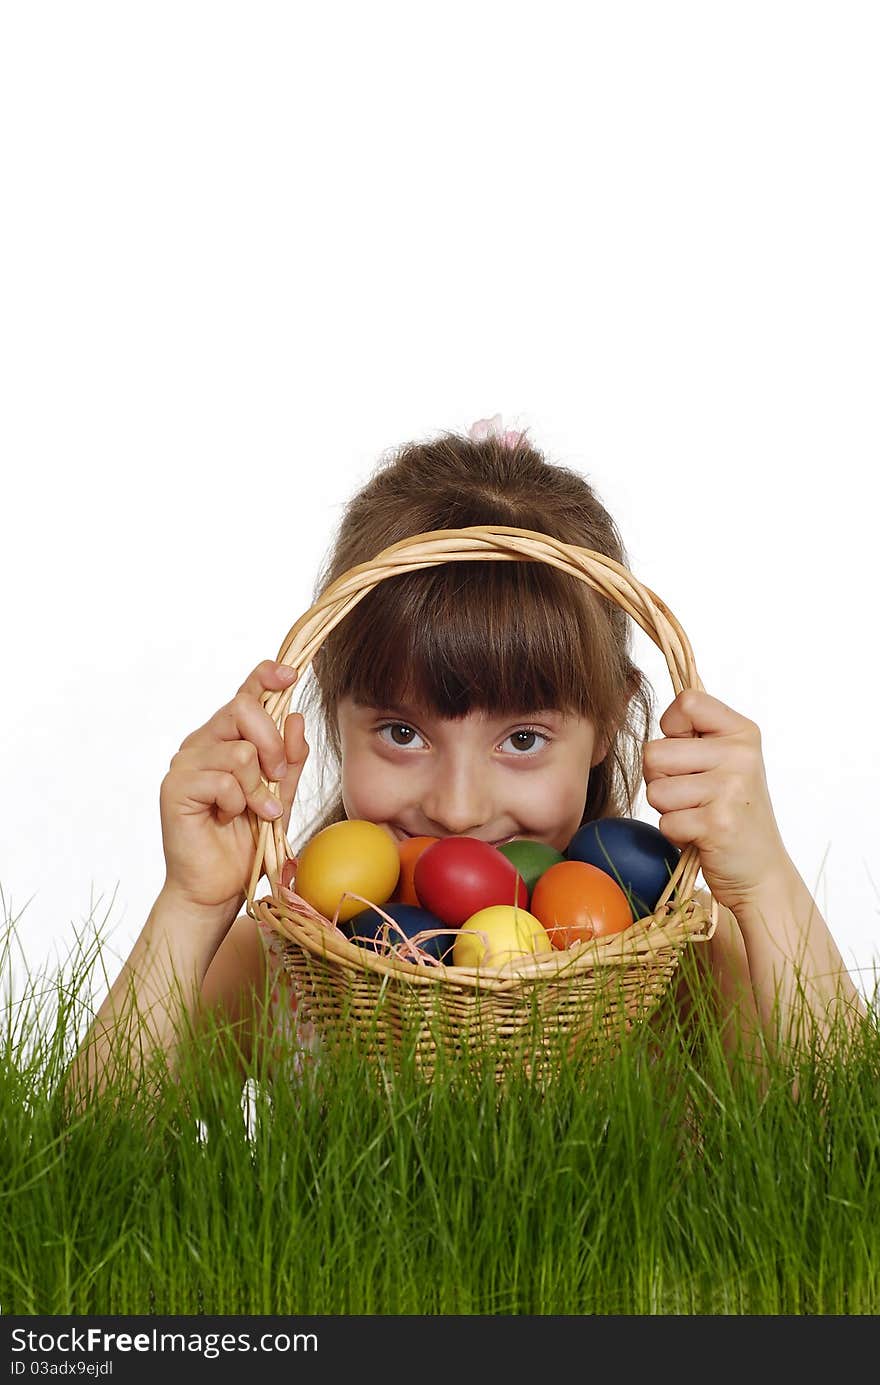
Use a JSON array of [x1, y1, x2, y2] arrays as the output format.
[[467, 414, 526, 449]]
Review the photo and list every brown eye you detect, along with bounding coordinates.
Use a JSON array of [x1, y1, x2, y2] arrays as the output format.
[[511, 731, 537, 751], [378, 723, 424, 748], [500, 729, 549, 756]]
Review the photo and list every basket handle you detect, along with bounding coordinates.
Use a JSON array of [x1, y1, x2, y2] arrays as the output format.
[[244, 524, 718, 935]]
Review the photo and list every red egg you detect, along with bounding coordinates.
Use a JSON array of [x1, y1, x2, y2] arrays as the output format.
[[413, 836, 528, 929]]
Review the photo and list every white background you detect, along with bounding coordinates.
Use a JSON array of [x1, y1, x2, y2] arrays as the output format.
[[2, 2, 879, 1005]]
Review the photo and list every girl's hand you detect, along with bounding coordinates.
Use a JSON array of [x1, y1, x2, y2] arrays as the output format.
[[642, 689, 791, 916], [159, 660, 309, 916]]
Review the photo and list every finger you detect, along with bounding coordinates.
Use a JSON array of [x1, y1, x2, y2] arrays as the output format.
[[180, 660, 295, 753], [200, 770, 248, 829], [280, 712, 309, 781], [659, 690, 755, 739], [278, 713, 310, 828], [188, 681, 295, 785], [237, 658, 298, 703], [643, 736, 725, 779], [653, 807, 706, 851], [645, 769, 718, 815], [177, 743, 285, 826]]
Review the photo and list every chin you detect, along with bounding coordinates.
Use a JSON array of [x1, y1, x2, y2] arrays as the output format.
[[366, 821, 399, 843]]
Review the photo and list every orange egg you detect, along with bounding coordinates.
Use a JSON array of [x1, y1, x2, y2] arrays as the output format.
[[530, 860, 633, 949], [392, 835, 439, 906]]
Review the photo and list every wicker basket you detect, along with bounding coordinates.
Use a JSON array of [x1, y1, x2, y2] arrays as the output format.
[[245, 525, 718, 1080]]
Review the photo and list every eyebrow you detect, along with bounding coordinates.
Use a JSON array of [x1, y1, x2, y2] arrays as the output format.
[[351, 698, 566, 726], [352, 698, 415, 717]]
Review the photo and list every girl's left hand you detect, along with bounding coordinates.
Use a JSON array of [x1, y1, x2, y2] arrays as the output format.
[[642, 689, 792, 916]]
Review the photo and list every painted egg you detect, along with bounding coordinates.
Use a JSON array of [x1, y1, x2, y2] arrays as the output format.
[[294, 818, 400, 923], [413, 836, 528, 929], [345, 902, 456, 963], [391, 835, 439, 906], [452, 904, 552, 969], [530, 860, 634, 948], [565, 817, 681, 918], [496, 839, 566, 899]]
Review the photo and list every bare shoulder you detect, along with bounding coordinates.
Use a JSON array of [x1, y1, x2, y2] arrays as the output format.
[[201, 912, 267, 1021]]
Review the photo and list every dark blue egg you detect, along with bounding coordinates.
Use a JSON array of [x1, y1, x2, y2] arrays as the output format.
[[565, 817, 681, 918], [343, 902, 457, 963]]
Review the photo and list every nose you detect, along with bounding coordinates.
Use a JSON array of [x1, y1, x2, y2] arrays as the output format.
[[420, 758, 494, 838]]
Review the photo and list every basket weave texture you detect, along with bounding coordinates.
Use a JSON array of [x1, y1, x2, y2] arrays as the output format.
[[245, 525, 718, 1079]]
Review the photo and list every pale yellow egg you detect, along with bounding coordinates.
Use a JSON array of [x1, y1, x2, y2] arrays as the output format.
[[452, 904, 552, 969]]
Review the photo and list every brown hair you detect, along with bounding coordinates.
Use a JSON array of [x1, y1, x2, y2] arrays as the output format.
[[293, 427, 654, 850]]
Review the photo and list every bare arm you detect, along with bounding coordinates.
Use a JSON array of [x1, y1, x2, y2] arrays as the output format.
[[691, 889, 765, 1067], [685, 879, 866, 1066], [731, 856, 868, 1055], [643, 690, 868, 1066], [63, 887, 242, 1110], [62, 657, 309, 1114]]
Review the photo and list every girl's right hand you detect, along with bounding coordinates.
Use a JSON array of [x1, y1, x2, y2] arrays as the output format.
[[159, 660, 309, 916]]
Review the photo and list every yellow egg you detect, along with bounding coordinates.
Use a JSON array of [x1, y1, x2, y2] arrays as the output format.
[[295, 820, 400, 923], [452, 904, 552, 969]]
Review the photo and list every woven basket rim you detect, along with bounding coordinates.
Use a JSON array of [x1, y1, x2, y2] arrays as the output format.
[[237, 522, 721, 996], [251, 886, 714, 996]]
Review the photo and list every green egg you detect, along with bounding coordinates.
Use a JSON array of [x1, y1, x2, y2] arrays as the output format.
[[496, 840, 566, 899]]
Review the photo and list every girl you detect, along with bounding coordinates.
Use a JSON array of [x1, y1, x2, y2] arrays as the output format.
[[66, 417, 867, 1102]]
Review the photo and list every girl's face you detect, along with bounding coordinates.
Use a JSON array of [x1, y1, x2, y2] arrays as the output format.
[[337, 695, 609, 852]]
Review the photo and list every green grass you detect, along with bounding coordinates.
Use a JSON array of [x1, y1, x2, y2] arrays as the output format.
[[3, 888, 880, 1316]]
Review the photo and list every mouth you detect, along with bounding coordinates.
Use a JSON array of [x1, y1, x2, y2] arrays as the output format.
[[393, 827, 519, 848]]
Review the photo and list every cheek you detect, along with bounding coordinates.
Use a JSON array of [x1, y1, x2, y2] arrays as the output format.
[[341, 746, 412, 824], [510, 765, 589, 841]]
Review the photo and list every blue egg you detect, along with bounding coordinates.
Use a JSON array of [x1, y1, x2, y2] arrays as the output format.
[[344, 902, 457, 963], [565, 817, 681, 918]]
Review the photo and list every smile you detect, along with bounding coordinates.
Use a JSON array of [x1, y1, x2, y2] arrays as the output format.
[[393, 828, 519, 848]]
